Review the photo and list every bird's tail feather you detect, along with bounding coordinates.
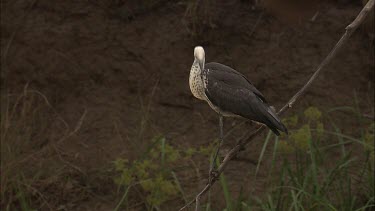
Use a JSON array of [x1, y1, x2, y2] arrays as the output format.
[[260, 105, 288, 136], [244, 96, 288, 136]]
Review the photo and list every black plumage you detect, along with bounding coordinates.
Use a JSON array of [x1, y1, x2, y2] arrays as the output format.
[[203, 62, 288, 136]]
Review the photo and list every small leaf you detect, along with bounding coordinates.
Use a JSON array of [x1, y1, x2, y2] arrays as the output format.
[[277, 141, 294, 154], [283, 115, 299, 127], [185, 147, 196, 158], [290, 124, 311, 151], [114, 158, 128, 171], [316, 122, 324, 139], [304, 107, 322, 122]]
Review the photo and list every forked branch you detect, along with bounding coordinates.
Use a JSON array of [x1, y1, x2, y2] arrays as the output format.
[[179, 0, 375, 210]]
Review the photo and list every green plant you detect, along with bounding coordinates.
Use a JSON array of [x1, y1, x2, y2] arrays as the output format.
[[218, 158, 233, 211], [1, 87, 69, 210], [113, 136, 215, 210], [239, 106, 374, 210]]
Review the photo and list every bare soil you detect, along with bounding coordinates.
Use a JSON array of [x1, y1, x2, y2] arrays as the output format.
[[1, 0, 374, 210]]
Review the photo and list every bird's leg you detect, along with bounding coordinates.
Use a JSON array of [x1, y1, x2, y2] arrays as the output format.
[[209, 115, 223, 181]]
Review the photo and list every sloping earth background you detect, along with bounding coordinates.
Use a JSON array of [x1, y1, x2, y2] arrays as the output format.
[[1, 0, 374, 210]]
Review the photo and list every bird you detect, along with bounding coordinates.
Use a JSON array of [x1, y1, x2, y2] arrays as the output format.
[[189, 46, 288, 173]]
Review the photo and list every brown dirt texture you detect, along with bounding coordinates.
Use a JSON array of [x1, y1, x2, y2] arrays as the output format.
[[1, 0, 374, 210]]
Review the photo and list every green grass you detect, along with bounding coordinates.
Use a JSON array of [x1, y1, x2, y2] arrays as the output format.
[[2, 87, 373, 211], [218, 160, 233, 211], [233, 106, 375, 211], [200, 105, 374, 211], [191, 105, 374, 211], [113, 135, 215, 210], [1, 87, 69, 210]]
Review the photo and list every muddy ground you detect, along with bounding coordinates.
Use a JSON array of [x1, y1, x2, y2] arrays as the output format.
[[1, 0, 374, 210]]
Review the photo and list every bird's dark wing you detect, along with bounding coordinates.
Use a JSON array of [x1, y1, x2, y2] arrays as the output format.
[[204, 62, 287, 135], [204, 62, 267, 103]]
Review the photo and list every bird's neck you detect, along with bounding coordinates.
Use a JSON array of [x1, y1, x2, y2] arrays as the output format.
[[189, 59, 206, 100], [191, 59, 204, 74], [193, 60, 200, 71]]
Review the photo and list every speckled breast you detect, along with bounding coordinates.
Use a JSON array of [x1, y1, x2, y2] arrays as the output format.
[[189, 64, 206, 101]]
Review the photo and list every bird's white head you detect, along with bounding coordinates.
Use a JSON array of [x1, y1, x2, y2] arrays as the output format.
[[194, 46, 205, 71], [194, 46, 205, 61]]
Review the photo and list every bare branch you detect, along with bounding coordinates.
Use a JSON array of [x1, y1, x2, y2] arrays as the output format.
[[179, 0, 375, 210], [363, 113, 375, 120]]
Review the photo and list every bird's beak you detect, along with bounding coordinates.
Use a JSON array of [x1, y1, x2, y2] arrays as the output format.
[[199, 60, 204, 71]]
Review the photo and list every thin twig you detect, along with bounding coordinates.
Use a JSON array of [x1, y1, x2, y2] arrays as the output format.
[[363, 113, 374, 120], [247, 10, 264, 38], [179, 0, 375, 210], [21, 182, 53, 211]]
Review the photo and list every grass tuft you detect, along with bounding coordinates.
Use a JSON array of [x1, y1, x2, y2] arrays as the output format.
[[239, 106, 374, 210]]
